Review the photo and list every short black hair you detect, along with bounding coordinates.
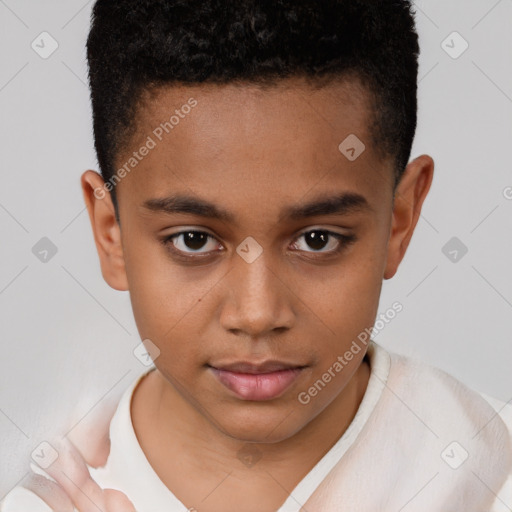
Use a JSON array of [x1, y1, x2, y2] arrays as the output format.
[[86, 0, 420, 215]]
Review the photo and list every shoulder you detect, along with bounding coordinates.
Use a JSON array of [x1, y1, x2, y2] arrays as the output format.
[[0, 486, 53, 512], [385, 347, 511, 442], [0, 468, 61, 512], [385, 347, 512, 494], [479, 392, 512, 435], [371, 344, 512, 505], [479, 393, 512, 511]]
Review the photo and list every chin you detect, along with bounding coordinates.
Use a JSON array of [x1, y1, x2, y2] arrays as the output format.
[[211, 406, 304, 444]]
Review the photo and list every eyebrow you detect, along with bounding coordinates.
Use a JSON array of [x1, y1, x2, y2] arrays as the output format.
[[142, 191, 372, 223], [280, 192, 372, 222]]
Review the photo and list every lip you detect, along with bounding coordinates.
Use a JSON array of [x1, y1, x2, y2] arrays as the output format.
[[209, 361, 306, 401], [211, 360, 303, 374]]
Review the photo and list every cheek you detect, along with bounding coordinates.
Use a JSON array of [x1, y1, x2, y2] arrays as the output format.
[[128, 278, 208, 358], [309, 258, 383, 329], [124, 245, 221, 373], [304, 252, 385, 364], [123, 236, 207, 334]]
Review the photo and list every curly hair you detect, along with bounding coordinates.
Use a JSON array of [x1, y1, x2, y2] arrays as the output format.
[[86, 0, 420, 212]]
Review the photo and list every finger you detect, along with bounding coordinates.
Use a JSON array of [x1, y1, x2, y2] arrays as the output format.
[[37, 436, 105, 512], [68, 426, 111, 470], [21, 472, 74, 512], [103, 489, 137, 512], [67, 395, 119, 469]]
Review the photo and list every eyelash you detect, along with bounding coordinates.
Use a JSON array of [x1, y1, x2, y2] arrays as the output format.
[[161, 228, 357, 261]]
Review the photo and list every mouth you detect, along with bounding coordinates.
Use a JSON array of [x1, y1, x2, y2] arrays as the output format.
[[208, 360, 307, 401], [211, 360, 306, 374]]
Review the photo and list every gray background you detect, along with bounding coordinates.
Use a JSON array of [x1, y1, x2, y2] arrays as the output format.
[[1, 0, 511, 497]]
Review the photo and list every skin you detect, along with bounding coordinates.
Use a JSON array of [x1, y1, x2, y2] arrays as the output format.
[[75, 76, 433, 512], [22, 436, 135, 512]]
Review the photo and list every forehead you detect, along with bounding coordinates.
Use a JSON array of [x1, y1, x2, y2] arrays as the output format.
[[116, 77, 393, 219], [135, 76, 373, 152]]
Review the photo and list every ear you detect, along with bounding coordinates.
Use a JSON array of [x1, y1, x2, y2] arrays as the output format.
[[81, 170, 129, 291], [384, 154, 434, 280]]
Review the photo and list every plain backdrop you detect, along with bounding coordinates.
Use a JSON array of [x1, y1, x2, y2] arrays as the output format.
[[1, 0, 511, 497]]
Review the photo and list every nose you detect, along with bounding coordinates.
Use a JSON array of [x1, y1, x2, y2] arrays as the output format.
[[219, 250, 295, 337]]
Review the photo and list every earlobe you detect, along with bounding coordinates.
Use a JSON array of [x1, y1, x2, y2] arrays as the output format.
[[81, 170, 129, 291], [383, 154, 434, 280]]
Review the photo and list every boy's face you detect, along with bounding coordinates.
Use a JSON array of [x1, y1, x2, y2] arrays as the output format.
[[83, 77, 433, 443]]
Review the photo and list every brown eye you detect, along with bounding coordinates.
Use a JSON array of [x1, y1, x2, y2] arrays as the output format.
[[303, 231, 330, 251], [291, 229, 356, 255], [180, 231, 209, 250], [163, 230, 221, 255]]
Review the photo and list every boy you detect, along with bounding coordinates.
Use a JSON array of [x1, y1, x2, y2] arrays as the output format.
[[2, 0, 511, 511]]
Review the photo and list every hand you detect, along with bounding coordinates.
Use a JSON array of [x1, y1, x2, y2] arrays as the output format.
[[23, 436, 136, 512], [21, 396, 136, 512]]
